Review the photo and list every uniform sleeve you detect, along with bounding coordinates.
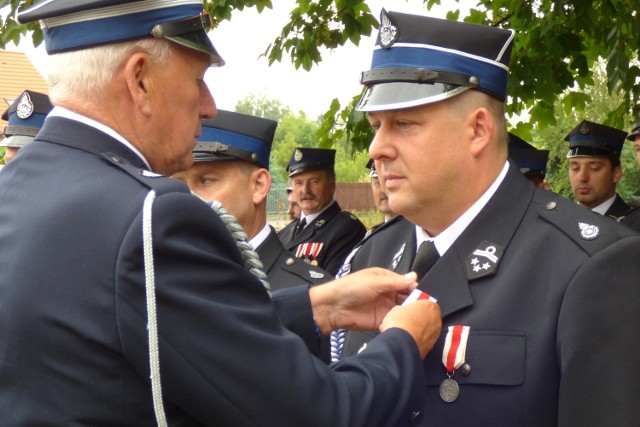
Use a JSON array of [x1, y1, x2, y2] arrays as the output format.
[[557, 235, 640, 425], [114, 192, 426, 427]]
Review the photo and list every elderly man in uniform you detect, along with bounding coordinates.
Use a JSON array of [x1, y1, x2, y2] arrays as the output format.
[[1, 90, 53, 164], [173, 110, 332, 291], [0, 1, 442, 425], [336, 9, 640, 425], [566, 119, 635, 221], [278, 147, 366, 275], [508, 133, 551, 190]]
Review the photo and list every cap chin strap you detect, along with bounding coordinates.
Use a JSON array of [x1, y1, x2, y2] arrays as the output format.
[[361, 67, 480, 88], [142, 190, 271, 426], [150, 12, 211, 38]]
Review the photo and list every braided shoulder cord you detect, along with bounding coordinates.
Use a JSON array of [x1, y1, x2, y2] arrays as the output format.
[[192, 193, 271, 294], [142, 190, 273, 427]]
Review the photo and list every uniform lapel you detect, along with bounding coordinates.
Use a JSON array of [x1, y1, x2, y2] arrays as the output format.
[[255, 227, 283, 275], [418, 164, 534, 318]]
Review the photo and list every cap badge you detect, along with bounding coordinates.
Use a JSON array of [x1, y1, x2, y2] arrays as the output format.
[[379, 9, 398, 49], [579, 122, 590, 134], [16, 92, 34, 119], [465, 241, 504, 280], [294, 148, 303, 162], [578, 222, 600, 240]]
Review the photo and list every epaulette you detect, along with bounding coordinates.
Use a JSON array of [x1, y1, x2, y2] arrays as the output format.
[[101, 152, 188, 197], [532, 190, 632, 256], [282, 256, 332, 284]]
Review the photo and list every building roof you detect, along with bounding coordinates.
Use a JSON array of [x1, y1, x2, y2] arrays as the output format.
[[0, 50, 49, 129]]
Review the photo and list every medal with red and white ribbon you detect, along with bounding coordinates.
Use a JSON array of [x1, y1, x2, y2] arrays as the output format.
[[295, 242, 324, 265], [440, 325, 470, 402]]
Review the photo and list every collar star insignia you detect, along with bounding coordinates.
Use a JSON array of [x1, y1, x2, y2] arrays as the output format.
[[16, 92, 34, 119], [379, 9, 399, 49], [465, 241, 504, 280], [578, 222, 600, 240]]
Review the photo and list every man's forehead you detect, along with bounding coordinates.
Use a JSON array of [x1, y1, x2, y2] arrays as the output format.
[[569, 157, 610, 166], [293, 170, 327, 180]]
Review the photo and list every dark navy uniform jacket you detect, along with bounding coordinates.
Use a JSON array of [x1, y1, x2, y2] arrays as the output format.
[[604, 193, 634, 220], [0, 117, 426, 426], [341, 163, 640, 426], [621, 205, 640, 232], [278, 201, 366, 276], [257, 226, 332, 291]]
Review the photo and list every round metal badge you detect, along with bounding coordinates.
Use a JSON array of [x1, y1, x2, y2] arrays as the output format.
[[439, 378, 460, 403]]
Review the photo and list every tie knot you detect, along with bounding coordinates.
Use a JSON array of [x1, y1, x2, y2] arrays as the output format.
[[411, 240, 439, 281]]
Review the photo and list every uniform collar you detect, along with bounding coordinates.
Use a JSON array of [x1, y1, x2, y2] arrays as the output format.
[[586, 194, 616, 216], [249, 224, 271, 250], [300, 199, 336, 226], [415, 160, 510, 256], [48, 106, 151, 170]]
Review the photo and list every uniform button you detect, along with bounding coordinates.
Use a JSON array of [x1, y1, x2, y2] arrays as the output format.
[[410, 410, 422, 422], [546, 201, 557, 210], [285, 257, 295, 266], [459, 363, 471, 376], [110, 155, 123, 163]]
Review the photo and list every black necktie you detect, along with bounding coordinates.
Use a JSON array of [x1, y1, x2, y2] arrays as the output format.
[[411, 240, 440, 281], [293, 217, 307, 238]]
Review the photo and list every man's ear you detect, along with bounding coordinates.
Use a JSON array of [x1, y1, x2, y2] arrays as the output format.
[[252, 168, 272, 205], [123, 52, 152, 117], [613, 164, 623, 184], [468, 107, 494, 157]]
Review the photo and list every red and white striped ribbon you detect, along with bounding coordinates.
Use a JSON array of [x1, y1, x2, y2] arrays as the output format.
[[402, 288, 437, 305], [442, 325, 470, 374]]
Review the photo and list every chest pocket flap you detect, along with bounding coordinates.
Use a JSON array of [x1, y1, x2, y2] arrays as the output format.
[[424, 330, 525, 386]]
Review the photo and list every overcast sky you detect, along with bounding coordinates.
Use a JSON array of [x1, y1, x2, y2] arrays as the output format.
[[9, 1, 471, 117]]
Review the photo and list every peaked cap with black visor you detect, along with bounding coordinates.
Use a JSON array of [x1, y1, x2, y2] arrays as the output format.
[[508, 133, 549, 176], [627, 116, 640, 142], [17, 0, 224, 66], [565, 120, 627, 160], [2, 90, 53, 149], [356, 9, 515, 112], [193, 110, 277, 170]]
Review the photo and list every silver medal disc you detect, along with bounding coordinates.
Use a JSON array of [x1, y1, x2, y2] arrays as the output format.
[[439, 378, 460, 403]]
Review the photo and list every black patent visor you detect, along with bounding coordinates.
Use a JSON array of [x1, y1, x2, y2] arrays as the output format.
[[192, 142, 256, 164], [151, 13, 224, 66]]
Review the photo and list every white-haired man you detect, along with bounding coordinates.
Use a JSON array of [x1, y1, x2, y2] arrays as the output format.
[[0, 1, 441, 425]]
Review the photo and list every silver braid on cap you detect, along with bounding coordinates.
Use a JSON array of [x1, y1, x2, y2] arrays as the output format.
[[191, 192, 271, 294]]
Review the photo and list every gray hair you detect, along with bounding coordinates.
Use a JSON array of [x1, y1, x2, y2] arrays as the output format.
[[48, 38, 173, 105]]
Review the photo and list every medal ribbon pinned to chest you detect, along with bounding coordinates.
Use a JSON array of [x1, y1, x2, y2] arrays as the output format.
[[440, 325, 470, 403]]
